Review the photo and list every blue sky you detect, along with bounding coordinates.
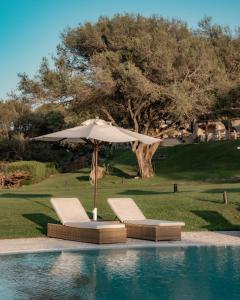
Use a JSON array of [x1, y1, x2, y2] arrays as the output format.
[[1, 0, 240, 99]]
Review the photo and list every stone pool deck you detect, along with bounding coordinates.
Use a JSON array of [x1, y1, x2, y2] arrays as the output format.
[[0, 231, 240, 255]]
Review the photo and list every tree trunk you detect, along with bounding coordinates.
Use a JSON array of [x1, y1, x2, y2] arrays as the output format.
[[205, 119, 209, 142], [133, 142, 160, 178]]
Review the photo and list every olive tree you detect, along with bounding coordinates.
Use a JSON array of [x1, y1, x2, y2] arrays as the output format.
[[18, 15, 224, 177]]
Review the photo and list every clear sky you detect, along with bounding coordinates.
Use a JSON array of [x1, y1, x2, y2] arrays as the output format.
[[1, 0, 240, 99]]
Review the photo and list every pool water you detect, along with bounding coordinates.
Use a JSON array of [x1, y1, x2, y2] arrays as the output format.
[[0, 246, 240, 300]]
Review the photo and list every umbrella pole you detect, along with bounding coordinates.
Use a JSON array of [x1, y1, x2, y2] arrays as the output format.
[[93, 142, 98, 221]]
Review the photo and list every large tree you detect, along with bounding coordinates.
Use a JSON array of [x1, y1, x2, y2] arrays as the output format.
[[197, 17, 240, 119], [18, 15, 226, 177], [0, 98, 31, 139]]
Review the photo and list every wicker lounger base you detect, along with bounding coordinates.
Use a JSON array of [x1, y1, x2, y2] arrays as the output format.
[[48, 223, 127, 244], [126, 224, 182, 241]]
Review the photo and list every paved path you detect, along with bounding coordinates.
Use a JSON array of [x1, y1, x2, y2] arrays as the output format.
[[0, 231, 239, 255]]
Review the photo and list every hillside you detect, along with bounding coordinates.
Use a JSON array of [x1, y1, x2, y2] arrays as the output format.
[[110, 140, 240, 182]]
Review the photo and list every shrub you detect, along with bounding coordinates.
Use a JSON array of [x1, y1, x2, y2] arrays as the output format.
[[45, 162, 58, 177], [6, 161, 58, 184]]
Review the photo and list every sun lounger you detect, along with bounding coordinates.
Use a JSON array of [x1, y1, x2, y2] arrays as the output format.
[[48, 198, 126, 244], [107, 198, 185, 241]]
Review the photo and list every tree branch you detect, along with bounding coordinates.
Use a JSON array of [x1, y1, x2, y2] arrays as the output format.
[[100, 106, 117, 125], [127, 99, 139, 132]]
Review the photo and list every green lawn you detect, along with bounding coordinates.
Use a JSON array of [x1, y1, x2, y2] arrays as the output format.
[[0, 140, 240, 238]]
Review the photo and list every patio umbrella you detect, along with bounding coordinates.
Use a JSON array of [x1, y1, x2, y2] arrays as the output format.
[[33, 118, 160, 220]]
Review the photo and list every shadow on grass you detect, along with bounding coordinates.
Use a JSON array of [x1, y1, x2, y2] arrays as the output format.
[[155, 170, 240, 184], [202, 188, 240, 194], [110, 167, 135, 179], [0, 193, 51, 199], [76, 176, 89, 181], [195, 197, 223, 205], [23, 212, 103, 235], [191, 210, 240, 230], [66, 169, 90, 174], [0, 193, 53, 210], [119, 189, 171, 196], [22, 213, 58, 235], [76, 167, 135, 182]]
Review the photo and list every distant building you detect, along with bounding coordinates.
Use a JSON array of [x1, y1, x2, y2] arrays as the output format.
[[193, 121, 226, 142], [231, 119, 240, 139], [158, 117, 240, 147]]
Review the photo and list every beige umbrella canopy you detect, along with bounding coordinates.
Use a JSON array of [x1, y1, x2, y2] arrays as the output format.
[[33, 118, 160, 220]]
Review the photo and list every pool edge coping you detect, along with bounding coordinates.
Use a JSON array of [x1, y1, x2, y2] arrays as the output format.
[[0, 239, 240, 256]]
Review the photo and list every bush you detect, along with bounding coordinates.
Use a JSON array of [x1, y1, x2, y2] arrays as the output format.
[[6, 161, 58, 184], [45, 162, 58, 177]]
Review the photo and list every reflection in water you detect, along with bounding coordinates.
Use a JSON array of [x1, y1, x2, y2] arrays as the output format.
[[50, 252, 92, 287], [155, 247, 185, 263], [0, 247, 239, 300], [103, 249, 139, 275], [50, 252, 86, 276]]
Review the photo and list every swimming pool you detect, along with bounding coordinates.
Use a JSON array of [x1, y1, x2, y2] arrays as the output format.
[[0, 246, 239, 300]]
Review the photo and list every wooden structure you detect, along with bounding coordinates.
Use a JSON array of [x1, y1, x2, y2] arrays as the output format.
[[0, 171, 31, 188]]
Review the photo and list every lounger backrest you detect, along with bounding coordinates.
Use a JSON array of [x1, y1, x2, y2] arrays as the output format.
[[107, 198, 146, 222], [50, 198, 90, 225]]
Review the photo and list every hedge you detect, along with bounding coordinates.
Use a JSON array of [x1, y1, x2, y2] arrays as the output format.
[[6, 161, 58, 184]]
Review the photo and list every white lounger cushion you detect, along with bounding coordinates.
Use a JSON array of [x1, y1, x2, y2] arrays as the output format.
[[107, 198, 146, 222], [51, 198, 90, 224], [108, 198, 185, 227], [125, 219, 185, 227], [64, 221, 125, 229]]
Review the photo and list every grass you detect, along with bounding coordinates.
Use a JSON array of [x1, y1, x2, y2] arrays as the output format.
[[0, 140, 240, 238]]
